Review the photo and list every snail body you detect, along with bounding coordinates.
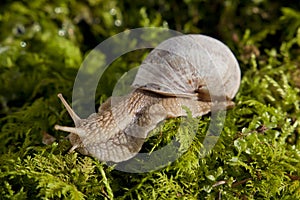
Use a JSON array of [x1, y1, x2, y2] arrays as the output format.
[[55, 34, 240, 163]]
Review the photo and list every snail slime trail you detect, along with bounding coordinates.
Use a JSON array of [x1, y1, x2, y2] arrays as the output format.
[[55, 34, 241, 163]]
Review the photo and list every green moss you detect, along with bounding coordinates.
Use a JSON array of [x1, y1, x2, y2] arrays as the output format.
[[0, 0, 299, 199]]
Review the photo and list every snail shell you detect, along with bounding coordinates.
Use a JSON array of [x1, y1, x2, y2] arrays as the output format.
[[54, 34, 241, 163], [133, 35, 240, 100]]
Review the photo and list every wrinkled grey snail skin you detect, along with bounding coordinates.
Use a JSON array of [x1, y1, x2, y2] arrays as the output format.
[[54, 34, 241, 163]]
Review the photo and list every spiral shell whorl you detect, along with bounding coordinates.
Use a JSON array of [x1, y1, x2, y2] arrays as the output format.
[[132, 35, 240, 101]]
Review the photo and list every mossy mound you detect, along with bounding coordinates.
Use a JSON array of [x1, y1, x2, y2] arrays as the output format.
[[0, 1, 299, 199]]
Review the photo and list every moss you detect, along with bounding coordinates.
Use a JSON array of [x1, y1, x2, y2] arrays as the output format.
[[0, 0, 299, 199]]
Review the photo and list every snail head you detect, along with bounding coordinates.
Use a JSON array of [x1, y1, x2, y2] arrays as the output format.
[[54, 93, 90, 154]]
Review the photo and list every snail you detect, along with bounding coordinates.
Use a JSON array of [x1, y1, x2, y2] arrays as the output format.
[[54, 34, 241, 163]]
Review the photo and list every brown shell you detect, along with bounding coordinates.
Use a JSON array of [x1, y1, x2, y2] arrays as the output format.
[[132, 35, 241, 101]]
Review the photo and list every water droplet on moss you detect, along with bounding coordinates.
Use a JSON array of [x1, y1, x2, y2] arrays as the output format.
[[114, 19, 122, 27], [58, 29, 66, 36], [110, 8, 116, 15], [32, 23, 41, 32], [20, 41, 27, 47], [54, 7, 63, 14]]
